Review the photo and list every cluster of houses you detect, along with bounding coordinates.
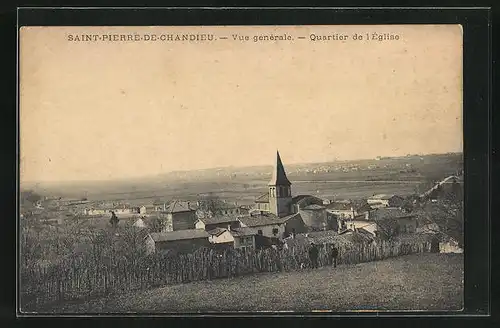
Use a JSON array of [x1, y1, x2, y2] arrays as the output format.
[[23, 151, 462, 254], [141, 151, 433, 255], [83, 205, 147, 217]]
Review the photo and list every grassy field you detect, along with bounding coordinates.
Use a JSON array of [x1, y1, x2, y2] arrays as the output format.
[[25, 153, 462, 206], [40, 253, 463, 313]]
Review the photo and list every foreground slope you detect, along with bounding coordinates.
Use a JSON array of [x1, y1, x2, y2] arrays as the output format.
[[43, 253, 463, 313]]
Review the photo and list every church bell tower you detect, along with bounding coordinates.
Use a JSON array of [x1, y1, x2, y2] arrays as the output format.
[[268, 150, 293, 217]]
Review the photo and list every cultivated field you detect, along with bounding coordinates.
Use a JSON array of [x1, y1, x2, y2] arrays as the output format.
[[26, 153, 463, 206], [40, 253, 463, 313]]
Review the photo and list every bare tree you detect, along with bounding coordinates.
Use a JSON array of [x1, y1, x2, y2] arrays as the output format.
[[197, 193, 226, 217], [414, 190, 463, 248], [374, 218, 401, 241], [146, 216, 165, 233]]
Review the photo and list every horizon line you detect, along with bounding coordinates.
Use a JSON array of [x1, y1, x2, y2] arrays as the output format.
[[20, 151, 463, 186]]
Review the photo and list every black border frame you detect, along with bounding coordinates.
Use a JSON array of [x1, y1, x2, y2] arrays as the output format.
[[14, 7, 491, 318]]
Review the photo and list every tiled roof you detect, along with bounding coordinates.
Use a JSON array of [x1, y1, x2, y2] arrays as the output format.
[[238, 213, 283, 227], [292, 195, 312, 204], [369, 194, 400, 200], [293, 195, 324, 206], [278, 212, 303, 223], [149, 229, 209, 242], [163, 200, 195, 213], [357, 203, 375, 213], [370, 207, 415, 221], [356, 227, 374, 236], [230, 227, 258, 237], [327, 202, 374, 212], [255, 193, 269, 203], [207, 227, 228, 236], [199, 215, 240, 225], [326, 202, 353, 211], [284, 230, 354, 248], [218, 202, 240, 209], [302, 204, 325, 210]]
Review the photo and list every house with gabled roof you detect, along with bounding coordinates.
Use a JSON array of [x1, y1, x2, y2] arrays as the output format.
[[230, 227, 259, 249], [237, 211, 308, 239], [207, 227, 235, 245], [157, 200, 198, 232], [238, 213, 285, 238], [367, 194, 404, 208], [326, 201, 375, 220], [145, 229, 210, 255], [195, 215, 241, 231]]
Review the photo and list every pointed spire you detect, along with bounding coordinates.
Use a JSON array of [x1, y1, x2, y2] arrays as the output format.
[[268, 150, 292, 186]]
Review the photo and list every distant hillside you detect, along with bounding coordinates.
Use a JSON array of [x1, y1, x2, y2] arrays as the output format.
[[21, 152, 463, 199]]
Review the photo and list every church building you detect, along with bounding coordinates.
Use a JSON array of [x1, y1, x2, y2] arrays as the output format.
[[268, 151, 293, 217], [253, 151, 334, 231]]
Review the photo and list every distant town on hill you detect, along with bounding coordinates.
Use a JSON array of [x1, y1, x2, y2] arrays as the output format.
[[20, 152, 463, 200]]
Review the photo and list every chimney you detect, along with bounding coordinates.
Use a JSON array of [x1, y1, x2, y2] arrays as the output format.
[[365, 212, 369, 220], [227, 224, 231, 231], [163, 203, 166, 211]]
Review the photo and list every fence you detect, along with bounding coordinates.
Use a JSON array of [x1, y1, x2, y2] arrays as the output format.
[[20, 239, 431, 310]]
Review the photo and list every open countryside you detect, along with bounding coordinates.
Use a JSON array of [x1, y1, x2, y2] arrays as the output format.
[[24, 153, 462, 205], [20, 152, 464, 313]]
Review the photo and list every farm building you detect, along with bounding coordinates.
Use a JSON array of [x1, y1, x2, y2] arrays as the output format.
[[145, 229, 211, 255], [230, 227, 258, 249], [83, 208, 109, 216], [282, 230, 355, 249], [299, 204, 329, 230], [367, 194, 404, 208], [348, 220, 379, 236], [279, 212, 309, 237], [207, 227, 235, 244], [369, 207, 419, 236], [217, 202, 244, 216], [157, 200, 198, 232], [83, 205, 147, 217], [206, 226, 281, 250], [238, 214, 285, 238], [292, 195, 325, 212], [326, 201, 374, 219], [195, 215, 241, 231]]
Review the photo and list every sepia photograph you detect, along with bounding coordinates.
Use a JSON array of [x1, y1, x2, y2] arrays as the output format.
[[19, 24, 464, 314]]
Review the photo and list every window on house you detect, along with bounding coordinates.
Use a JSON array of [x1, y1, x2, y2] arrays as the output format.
[[272, 228, 279, 236], [243, 236, 253, 245], [258, 229, 263, 235]]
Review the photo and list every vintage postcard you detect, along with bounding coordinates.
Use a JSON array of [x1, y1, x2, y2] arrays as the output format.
[[19, 25, 464, 314]]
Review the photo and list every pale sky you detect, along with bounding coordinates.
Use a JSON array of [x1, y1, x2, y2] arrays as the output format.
[[20, 25, 463, 183]]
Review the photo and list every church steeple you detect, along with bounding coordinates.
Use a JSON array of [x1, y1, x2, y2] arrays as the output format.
[[269, 150, 292, 186], [268, 150, 293, 217]]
